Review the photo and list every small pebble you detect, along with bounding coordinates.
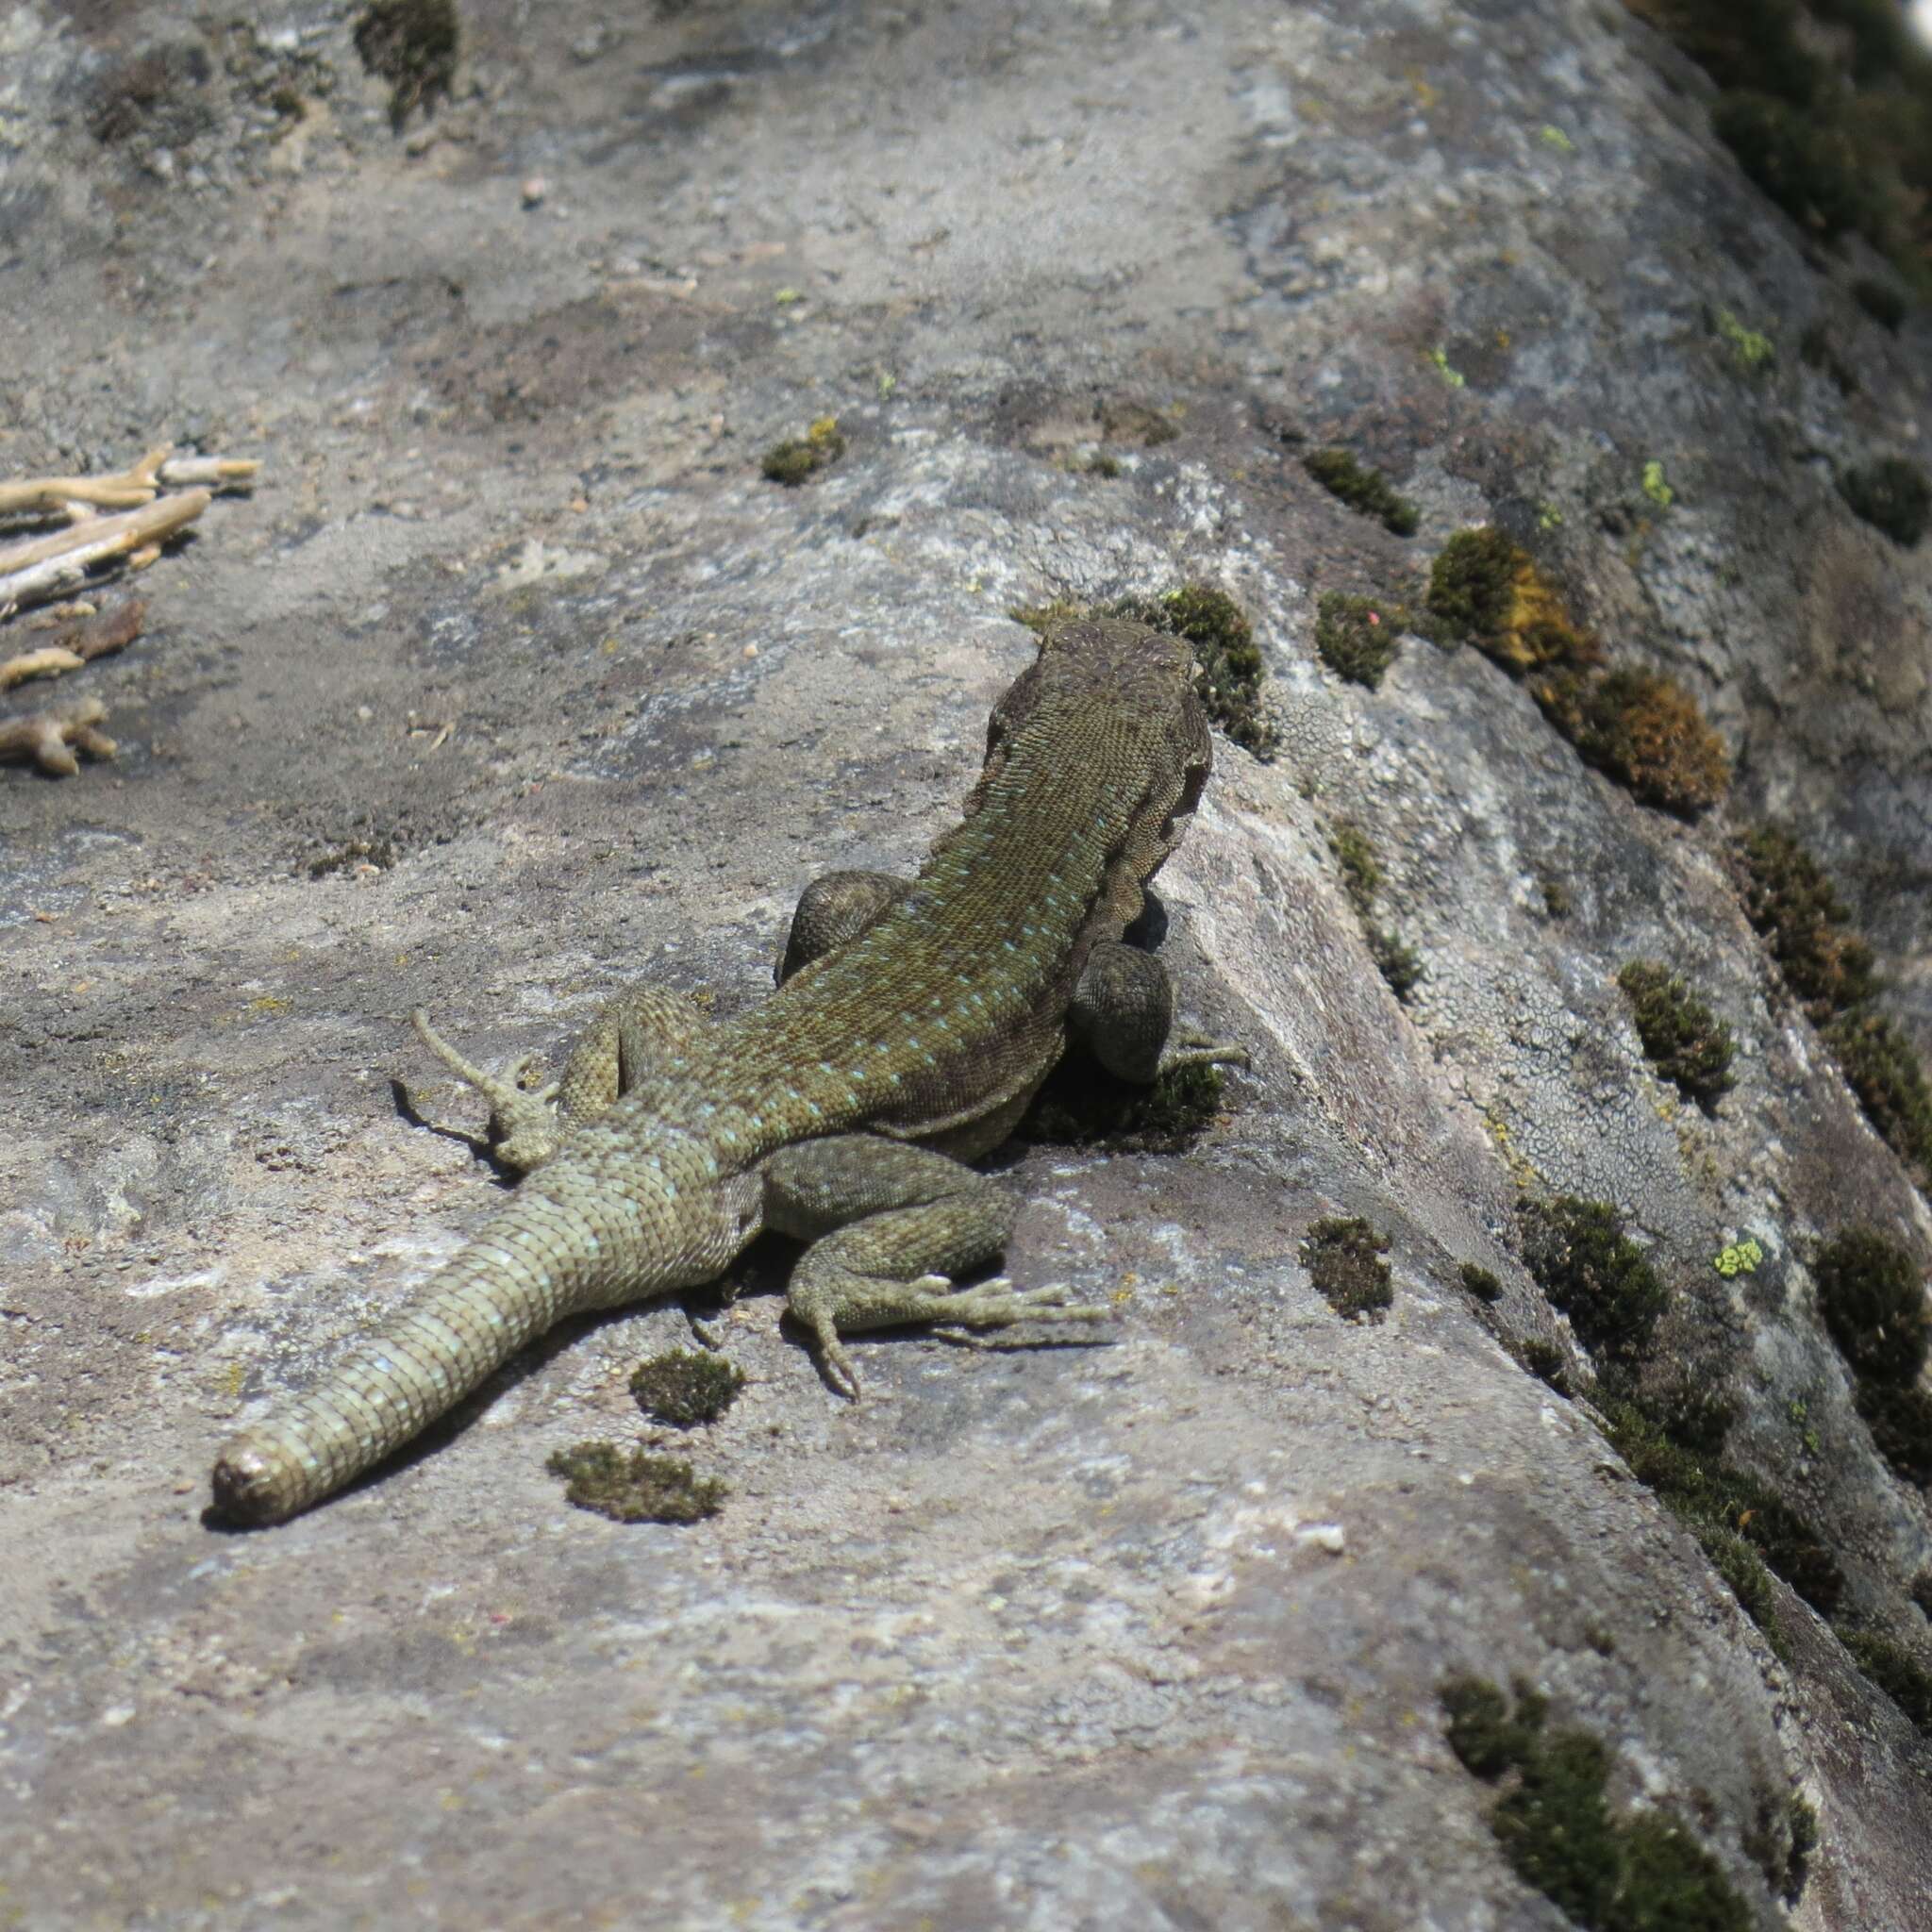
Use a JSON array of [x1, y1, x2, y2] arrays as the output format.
[[521, 176, 548, 208]]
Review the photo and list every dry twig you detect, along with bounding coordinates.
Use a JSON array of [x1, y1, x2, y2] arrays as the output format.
[[0, 600, 146, 692], [0, 698, 116, 775], [0, 446, 258, 516], [0, 491, 210, 617]]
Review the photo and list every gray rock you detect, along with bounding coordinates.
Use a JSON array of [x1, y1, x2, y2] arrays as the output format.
[[4, 1, 1929, 1926]]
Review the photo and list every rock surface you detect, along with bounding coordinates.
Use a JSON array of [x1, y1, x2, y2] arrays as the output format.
[[3, 1, 1930, 1926]]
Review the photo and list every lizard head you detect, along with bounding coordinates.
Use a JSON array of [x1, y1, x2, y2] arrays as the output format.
[[980, 615, 1212, 857]]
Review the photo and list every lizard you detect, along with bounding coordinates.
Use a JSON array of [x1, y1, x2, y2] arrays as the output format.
[[209, 616, 1246, 1525]]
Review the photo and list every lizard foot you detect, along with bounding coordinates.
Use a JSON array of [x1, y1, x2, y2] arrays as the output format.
[[1157, 1035, 1251, 1077], [411, 1008, 563, 1172], [924, 1277, 1116, 1327]]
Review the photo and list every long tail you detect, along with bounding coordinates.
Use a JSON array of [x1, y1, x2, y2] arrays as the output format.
[[210, 1191, 624, 1526]]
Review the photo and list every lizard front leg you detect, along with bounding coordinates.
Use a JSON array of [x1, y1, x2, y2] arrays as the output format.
[[410, 985, 713, 1172], [762, 1135, 1109, 1398], [1069, 939, 1248, 1082]]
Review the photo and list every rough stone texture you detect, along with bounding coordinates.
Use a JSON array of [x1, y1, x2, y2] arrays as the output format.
[[4, 2, 1931, 1927]]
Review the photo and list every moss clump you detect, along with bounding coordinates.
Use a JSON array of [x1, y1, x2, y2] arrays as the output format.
[[354, 0, 458, 129], [1301, 1216, 1393, 1322], [1744, 1790, 1817, 1906], [1427, 533, 1728, 814], [1629, 0, 1932, 286], [1369, 930, 1424, 1000], [1329, 822, 1382, 915], [1460, 1260, 1505, 1303], [1532, 667, 1729, 817], [1855, 1382, 1932, 1486], [1694, 1524, 1784, 1636], [1710, 90, 1886, 242], [1303, 449, 1420, 536], [1815, 1225, 1932, 1483], [1852, 275, 1908, 332], [1008, 597, 1086, 637], [1840, 1628, 1932, 1736], [629, 1348, 746, 1426], [1826, 1010, 1932, 1181], [1108, 586, 1275, 757], [1314, 591, 1403, 690], [1734, 824, 1932, 1180], [1440, 1675, 1754, 1931], [1326, 821, 1424, 1001], [546, 1442, 726, 1524], [1518, 1197, 1669, 1371], [1799, 318, 1861, 393], [1813, 1228, 1929, 1384], [1733, 824, 1876, 1023], [1426, 529, 1600, 675], [1095, 397, 1178, 447], [760, 415, 846, 486], [1594, 1394, 1843, 1619], [1838, 457, 1931, 548], [1616, 960, 1737, 1108], [1017, 1059, 1226, 1154], [1441, 1674, 1547, 1777], [1519, 1338, 1571, 1392], [1910, 1569, 1932, 1620]]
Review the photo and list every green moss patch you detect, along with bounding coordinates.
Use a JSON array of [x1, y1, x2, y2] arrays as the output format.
[[1852, 275, 1908, 332], [1827, 1010, 1932, 1182], [1532, 668, 1729, 818], [1427, 533, 1727, 815], [1519, 1197, 1669, 1371], [1595, 1393, 1842, 1621], [1108, 585, 1275, 757], [1017, 1059, 1227, 1154], [1855, 1382, 1932, 1486], [1813, 1226, 1932, 1484], [1329, 822, 1382, 915], [1733, 824, 1875, 1023], [1303, 448, 1419, 536], [546, 1442, 726, 1524], [1616, 960, 1737, 1108], [1314, 591, 1403, 689], [1840, 1628, 1932, 1736], [1300, 1216, 1393, 1322], [1813, 1228, 1929, 1383], [1710, 90, 1887, 243], [1838, 457, 1931, 548], [1427, 529, 1599, 675], [1460, 1260, 1505, 1303], [1734, 823, 1932, 1186], [629, 1348, 746, 1426], [1095, 397, 1179, 447], [1628, 0, 1932, 285], [761, 415, 847, 486], [1440, 1675, 1755, 1931], [1325, 820, 1424, 1001], [354, 0, 458, 128]]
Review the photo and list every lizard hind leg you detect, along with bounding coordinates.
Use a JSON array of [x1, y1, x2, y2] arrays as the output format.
[[774, 870, 908, 984], [1069, 939, 1249, 1082], [409, 986, 715, 1175], [762, 1134, 1112, 1399], [409, 1008, 564, 1172]]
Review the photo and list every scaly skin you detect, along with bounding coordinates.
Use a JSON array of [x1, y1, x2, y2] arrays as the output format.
[[209, 618, 1243, 1524]]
